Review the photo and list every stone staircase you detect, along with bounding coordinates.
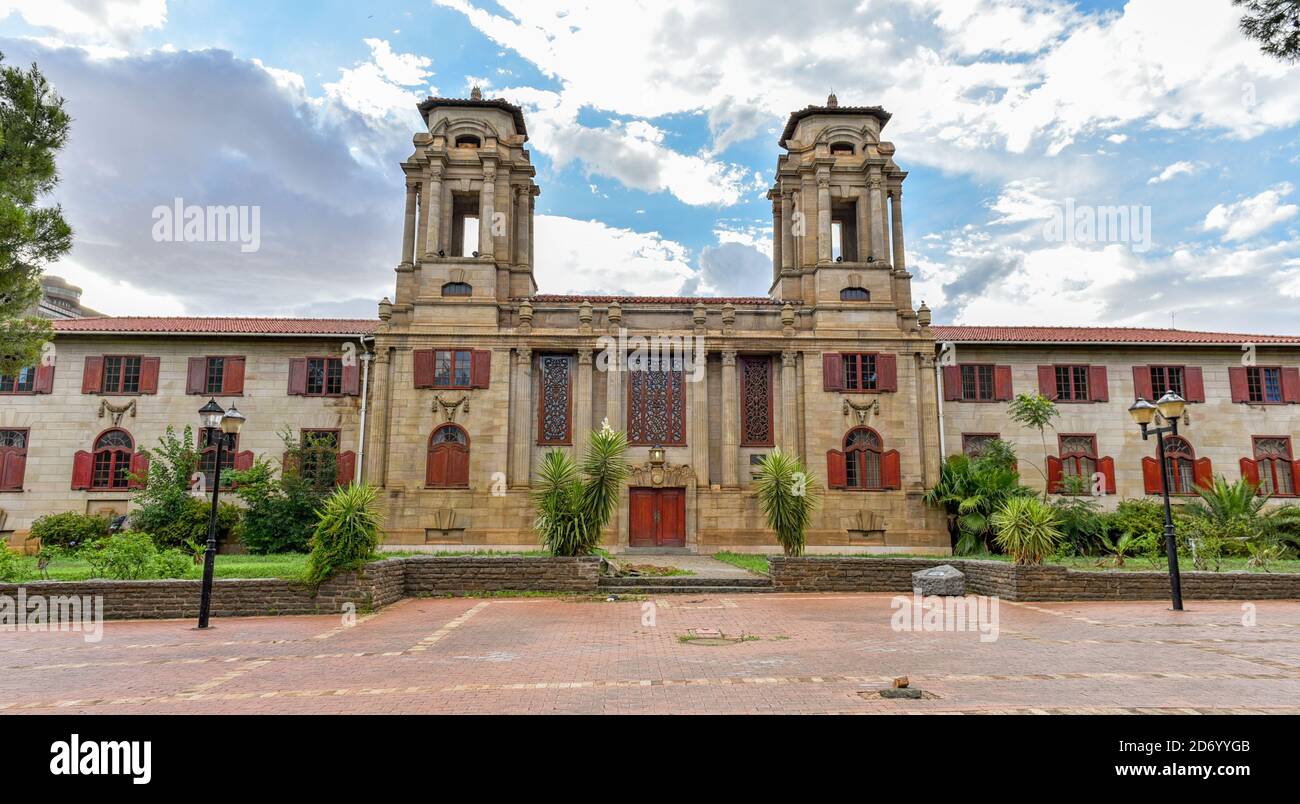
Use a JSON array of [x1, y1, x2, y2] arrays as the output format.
[[597, 575, 773, 595]]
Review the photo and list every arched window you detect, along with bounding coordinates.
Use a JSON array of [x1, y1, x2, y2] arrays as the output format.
[[441, 281, 472, 297], [1253, 437, 1295, 496], [1162, 436, 1196, 495], [844, 427, 883, 489], [830, 141, 855, 156], [426, 424, 469, 488], [840, 287, 870, 301], [1059, 435, 1098, 484], [454, 135, 481, 149], [92, 429, 135, 490]]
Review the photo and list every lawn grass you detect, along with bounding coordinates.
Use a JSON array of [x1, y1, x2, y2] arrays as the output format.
[[712, 552, 772, 575], [8, 552, 311, 583]]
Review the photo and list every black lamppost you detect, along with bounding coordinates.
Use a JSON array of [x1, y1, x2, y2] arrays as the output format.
[[196, 398, 246, 629], [1127, 391, 1187, 611]]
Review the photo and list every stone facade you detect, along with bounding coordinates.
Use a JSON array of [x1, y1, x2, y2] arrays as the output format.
[[2, 93, 1299, 557]]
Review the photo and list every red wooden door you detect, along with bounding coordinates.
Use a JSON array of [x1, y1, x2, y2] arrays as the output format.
[[628, 488, 686, 548]]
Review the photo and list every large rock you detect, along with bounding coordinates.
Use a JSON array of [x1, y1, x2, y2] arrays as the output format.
[[912, 564, 965, 596]]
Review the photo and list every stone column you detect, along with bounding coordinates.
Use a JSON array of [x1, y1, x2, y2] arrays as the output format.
[[721, 350, 739, 487], [439, 180, 453, 256], [495, 169, 510, 262], [515, 186, 530, 266], [511, 347, 532, 486], [917, 351, 940, 488], [856, 187, 872, 262], [574, 350, 593, 450], [424, 167, 442, 257], [890, 187, 906, 273], [816, 171, 832, 265], [400, 182, 417, 264], [366, 348, 392, 486], [781, 350, 799, 458], [415, 181, 428, 261], [690, 353, 710, 487], [528, 193, 535, 271], [868, 171, 888, 262], [770, 197, 782, 285], [479, 167, 496, 259], [780, 191, 794, 270], [604, 342, 622, 435]]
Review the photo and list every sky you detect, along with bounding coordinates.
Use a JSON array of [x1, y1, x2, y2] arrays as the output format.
[[1, 0, 1299, 332]]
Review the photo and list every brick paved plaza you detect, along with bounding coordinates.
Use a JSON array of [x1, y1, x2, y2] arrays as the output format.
[[3, 594, 1300, 715]]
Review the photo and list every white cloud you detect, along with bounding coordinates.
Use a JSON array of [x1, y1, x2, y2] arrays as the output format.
[[533, 215, 695, 295], [987, 178, 1058, 224], [323, 39, 433, 123], [0, 0, 166, 41], [1147, 160, 1202, 185], [1202, 183, 1299, 242]]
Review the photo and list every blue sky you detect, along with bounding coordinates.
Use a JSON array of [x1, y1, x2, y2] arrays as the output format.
[[1, 0, 1298, 332]]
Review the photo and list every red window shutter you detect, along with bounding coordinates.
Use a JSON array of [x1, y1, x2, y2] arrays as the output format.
[[1228, 367, 1249, 403], [71, 450, 93, 490], [82, 356, 104, 394], [1292, 460, 1300, 497], [1098, 456, 1116, 495], [1046, 455, 1062, 493], [233, 450, 255, 471], [34, 364, 55, 394], [942, 365, 962, 401], [186, 357, 206, 394], [826, 449, 847, 489], [287, 358, 308, 395], [1183, 366, 1204, 403], [1239, 457, 1260, 491], [128, 452, 150, 488], [1, 451, 26, 490], [1193, 457, 1213, 490], [1036, 365, 1057, 399], [875, 354, 897, 392], [1132, 365, 1153, 401], [471, 349, 492, 388], [993, 366, 1012, 401], [1282, 367, 1300, 403], [448, 445, 469, 486], [341, 361, 361, 396], [881, 449, 901, 490], [223, 357, 246, 394], [413, 349, 435, 388], [1088, 365, 1108, 402], [822, 353, 843, 391], [138, 356, 160, 394], [426, 446, 444, 487], [1141, 456, 1162, 495], [335, 450, 356, 486]]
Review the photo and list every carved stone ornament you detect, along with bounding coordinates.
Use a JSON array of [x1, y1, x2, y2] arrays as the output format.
[[432, 394, 470, 422], [98, 399, 137, 426], [628, 461, 695, 488], [842, 397, 879, 425]]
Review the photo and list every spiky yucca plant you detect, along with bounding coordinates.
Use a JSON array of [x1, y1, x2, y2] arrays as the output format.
[[991, 496, 1062, 565], [533, 421, 629, 556], [753, 448, 820, 557], [305, 483, 384, 585]]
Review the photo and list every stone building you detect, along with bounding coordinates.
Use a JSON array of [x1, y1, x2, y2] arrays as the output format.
[[1, 94, 1298, 554]]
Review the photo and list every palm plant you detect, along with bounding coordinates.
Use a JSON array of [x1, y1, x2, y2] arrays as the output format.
[[305, 482, 384, 585], [990, 496, 1063, 565], [752, 448, 820, 556], [533, 421, 629, 556], [1007, 392, 1060, 498], [1097, 530, 1136, 568], [924, 444, 1036, 555]]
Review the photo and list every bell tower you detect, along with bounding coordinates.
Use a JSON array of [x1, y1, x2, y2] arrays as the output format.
[[768, 95, 916, 331], [388, 88, 539, 328]]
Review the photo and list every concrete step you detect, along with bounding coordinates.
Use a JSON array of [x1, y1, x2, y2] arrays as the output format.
[[598, 576, 771, 588], [598, 585, 773, 595]]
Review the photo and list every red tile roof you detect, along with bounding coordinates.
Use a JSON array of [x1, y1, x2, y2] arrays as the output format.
[[51, 317, 378, 336], [526, 295, 780, 305], [931, 325, 1300, 345]]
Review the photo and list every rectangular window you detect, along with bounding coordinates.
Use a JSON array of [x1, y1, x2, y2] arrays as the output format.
[[305, 357, 343, 396], [740, 356, 773, 446], [434, 349, 473, 389], [961, 433, 999, 458], [199, 431, 237, 489], [627, 359, 686, 446], [841, 353, 878, 391], [102, 356, 142, 394], [1149, 365, 1184, 398], [0, 428, 28, 491], [0, 366, 35, 394], [300, 430, 339, 486], [1054, 365, 1090, 401], [537, 354, 572, 445], [960, 364, 995, 401], [205, 357, 226, 394], [1247, 367, 1283, 403]]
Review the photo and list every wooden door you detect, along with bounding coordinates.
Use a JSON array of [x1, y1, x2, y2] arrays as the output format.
[[628, 488, 686, 548]]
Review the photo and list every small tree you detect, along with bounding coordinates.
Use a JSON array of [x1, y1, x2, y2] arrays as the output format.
[[753, 448, 821, 557], [130, 426, 240, 548], [227, 430, 339, 554], [1234, 0, 1300, 62], [1007, 392, 1060, 498], [991, 496, 1063, 565], [924, 441, 1035, 555], [305, 483, 383, 585], [533, 421, 629, 556]]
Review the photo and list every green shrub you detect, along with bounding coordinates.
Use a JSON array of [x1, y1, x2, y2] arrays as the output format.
[[28, 511, 110, 551], [81, 532, 159, 580], [227, 432, 340, 554], [533, 423, 629, 556], [753, 448, 821, 557], [152, 548, 194, 579], [925, 445, 1037, 555], [305, 483, 383, 585], [1102, 499, 1181, 558], [0, 546, 21, 582], [1051, 484, 1107, 556], [991, 496, 1063, 565]]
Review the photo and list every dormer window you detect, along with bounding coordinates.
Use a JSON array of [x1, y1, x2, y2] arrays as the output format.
[[455, 135, 481, 149], [442, 281, 472, 297], [830, 142, 855, 156], [840, 287, 870, 301]]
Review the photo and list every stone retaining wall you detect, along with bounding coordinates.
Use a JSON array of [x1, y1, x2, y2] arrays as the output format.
[[0, 556, 603, 620], [769, 557, 1300, 601]]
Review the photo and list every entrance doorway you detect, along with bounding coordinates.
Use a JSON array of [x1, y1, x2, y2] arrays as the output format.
[[628, 487, 685, 548]]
